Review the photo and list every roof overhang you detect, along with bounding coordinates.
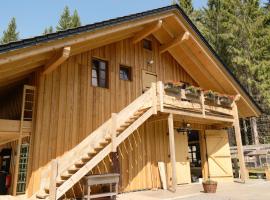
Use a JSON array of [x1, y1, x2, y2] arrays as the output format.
[[0, 5, 261, 117]]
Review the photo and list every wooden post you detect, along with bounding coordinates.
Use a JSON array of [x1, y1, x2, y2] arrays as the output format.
[[157, 81, 164, 112], [232, 102, 247, 182], [168, 113, 177, 191], [151, 82, 157, 114], [111, 113, 117, 152], [49, 159, 58, 200], [201, 92, 205, 118]]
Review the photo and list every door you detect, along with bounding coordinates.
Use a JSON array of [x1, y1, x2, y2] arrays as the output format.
[[205, 130, 233, 182], [175, 131, 191, 184]]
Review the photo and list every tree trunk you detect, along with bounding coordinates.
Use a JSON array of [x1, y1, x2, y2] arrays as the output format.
[[242, 119, 249, 145], [250, 117, 259, 145]]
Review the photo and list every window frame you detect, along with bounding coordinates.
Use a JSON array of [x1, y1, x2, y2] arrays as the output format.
[[142, 39, 153, 51], [91, 57, 109, 89], [119, 65, 132, 81]]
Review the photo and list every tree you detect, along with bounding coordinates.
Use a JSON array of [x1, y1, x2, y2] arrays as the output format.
[[43, 26, 54, 35], [1, 17, 19, 44], [173, 0, 193, 16], [71, 9, 81, 28], [200, 0, 235, 68], [56, 6, 82, 31], [56, 6, 72, 31]]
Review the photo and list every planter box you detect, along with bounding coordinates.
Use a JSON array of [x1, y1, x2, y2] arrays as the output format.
[[164, 83, 182, 94], [219, 96, 233, 107], [202, 182, 217, 193], [185, 88, 201, 99]]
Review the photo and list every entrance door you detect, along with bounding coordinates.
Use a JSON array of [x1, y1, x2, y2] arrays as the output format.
[[205, 130, 233, 182], [175, 131, 191, 184]]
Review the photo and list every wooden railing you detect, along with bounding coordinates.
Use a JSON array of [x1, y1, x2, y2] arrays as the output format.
[[158, 82, 235, 119]]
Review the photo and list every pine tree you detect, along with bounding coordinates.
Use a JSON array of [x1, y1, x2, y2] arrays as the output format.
[[43, 26, 53, 35], [56, 6, 72, 31], [1, 17, 19, 44], [200, 0, 235, 68], [173, 0, 193, 16], [56, 6, 82, 31], [71, 9, 81, 28]]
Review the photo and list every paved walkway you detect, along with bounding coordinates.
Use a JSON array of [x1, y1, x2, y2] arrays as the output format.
[[118, 180, 270, 200]]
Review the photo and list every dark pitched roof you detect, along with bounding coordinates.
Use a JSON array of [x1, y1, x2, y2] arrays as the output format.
[[0, 4, 261, 113]]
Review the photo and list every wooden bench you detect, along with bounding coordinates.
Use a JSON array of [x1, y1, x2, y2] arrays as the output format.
[[84, 173, 120, 200]]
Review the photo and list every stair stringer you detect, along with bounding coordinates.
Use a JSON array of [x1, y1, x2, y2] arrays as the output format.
[[56, 107, 155, 199]]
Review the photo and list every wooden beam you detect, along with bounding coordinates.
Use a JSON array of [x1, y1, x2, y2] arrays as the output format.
[[43, 47, 71, 75], [168, 113, 177, 192], [49, 159, 58, 200], [132, 20, 163, 44], [160, 32, 190, 54], [232, 102, 248, 182]]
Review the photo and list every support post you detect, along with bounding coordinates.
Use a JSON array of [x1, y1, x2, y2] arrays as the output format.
[[49, 159, 58, 200], [157, 81, 164, 112], [168, 113, 177, 191], [201, 92, 205, 118], [151, 82, 157, 114], [111, 113, 117, 152], [232, 102, 248, 182]]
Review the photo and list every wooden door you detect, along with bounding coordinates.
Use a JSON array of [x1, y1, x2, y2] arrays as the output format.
[[205, 130, 233, 182], [175, 131, 191, 184]]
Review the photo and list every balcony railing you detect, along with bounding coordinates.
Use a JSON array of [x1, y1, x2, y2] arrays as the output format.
[[157, 82, 236, 122]]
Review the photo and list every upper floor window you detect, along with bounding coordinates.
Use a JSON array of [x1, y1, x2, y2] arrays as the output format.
[[119, 65, 132, 81], [91, 58, 108, 88], [143, 39, 152, 51]]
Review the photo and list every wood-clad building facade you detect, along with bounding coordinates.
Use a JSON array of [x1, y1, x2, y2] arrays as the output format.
[[0, 5, 261, 199]]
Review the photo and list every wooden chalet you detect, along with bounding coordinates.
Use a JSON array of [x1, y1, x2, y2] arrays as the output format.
[[0, 5, 261, 199]]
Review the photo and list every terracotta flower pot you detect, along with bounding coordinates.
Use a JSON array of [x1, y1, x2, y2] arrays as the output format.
[[202, 182, 217, 193]]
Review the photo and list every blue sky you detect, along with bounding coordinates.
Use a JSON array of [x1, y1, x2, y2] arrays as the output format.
[[0, 0, 207, 39], [0, 0, 267, 39]]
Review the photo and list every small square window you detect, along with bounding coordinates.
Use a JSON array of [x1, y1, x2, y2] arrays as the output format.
[[119, 65, 132, 81], [91, 58, 108, 88], [143, 39, 152, 51]]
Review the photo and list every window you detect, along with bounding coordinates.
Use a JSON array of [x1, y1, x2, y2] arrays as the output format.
[[92, 58, 108, 88], [119, 65, 132, 81], [143, 39, 152, 51]]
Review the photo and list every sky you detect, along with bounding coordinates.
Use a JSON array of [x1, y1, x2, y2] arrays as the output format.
[[0, 0, 207, 39], [0, 0, 267, 39]]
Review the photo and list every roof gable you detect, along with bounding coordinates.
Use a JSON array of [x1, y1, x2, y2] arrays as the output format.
[[0, 5, 261, 117]]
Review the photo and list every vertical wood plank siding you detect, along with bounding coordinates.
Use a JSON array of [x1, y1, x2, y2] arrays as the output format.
[[28, 36, 197, 195]]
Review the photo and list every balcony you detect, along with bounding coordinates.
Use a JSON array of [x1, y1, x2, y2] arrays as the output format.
[[157, 82, 237, 124]]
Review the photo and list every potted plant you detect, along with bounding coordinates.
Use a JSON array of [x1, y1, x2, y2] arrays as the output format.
[[185, 85, 201, 99], [164, 81, 184, 94], [204, 90, 219, 105], [219, 95, 234, 107], [202, 179, 217, 193]]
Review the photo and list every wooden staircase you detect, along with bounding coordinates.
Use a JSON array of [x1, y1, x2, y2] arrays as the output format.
[[37, 84, 158, 199]]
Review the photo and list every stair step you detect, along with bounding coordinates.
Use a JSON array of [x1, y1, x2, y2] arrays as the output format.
[[68, 165, 80, 173], [60, 172, 72, 180], [56, 179, 65, 187], [75, 160, 86, 167]]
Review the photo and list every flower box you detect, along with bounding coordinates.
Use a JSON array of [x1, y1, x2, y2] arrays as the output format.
[[164, 82, 184, 94], [219, 95, 233, 107], [202, 179, 217, 193], [204, 90, 219, 105], [185, 86, 201, 99]]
